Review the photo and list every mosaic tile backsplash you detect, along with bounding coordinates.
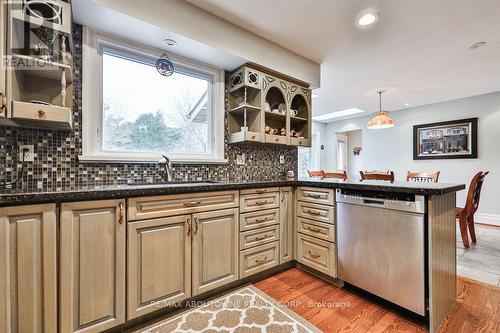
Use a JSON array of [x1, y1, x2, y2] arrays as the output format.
[[0, 25, 297, 192]]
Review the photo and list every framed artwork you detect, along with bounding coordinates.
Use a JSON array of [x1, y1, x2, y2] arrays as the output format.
[[413, 118, 478, 160]]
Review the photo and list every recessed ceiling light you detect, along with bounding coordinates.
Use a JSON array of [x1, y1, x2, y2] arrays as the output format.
[[313, 108, 365, 122], [164, 39, 177, 47], [404, 103, 410, 106], [469, 41, 487, 49], [357, 12, 378, 26]]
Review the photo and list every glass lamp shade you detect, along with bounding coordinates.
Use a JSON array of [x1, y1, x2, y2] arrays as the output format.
[[367, 111, 395, 129]]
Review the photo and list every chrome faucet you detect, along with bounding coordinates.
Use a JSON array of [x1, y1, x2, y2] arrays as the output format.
[[159, 155, 173, 182]]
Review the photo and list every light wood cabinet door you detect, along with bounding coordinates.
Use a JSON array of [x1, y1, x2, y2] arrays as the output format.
[[279, 187, 294, 263], [127, 215, 191, 320], [0, 204, 57, 333], [60, 199, 126, 333], [192, 208, 239, 296]]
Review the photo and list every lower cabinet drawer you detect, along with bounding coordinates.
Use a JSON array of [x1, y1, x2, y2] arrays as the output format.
[[297, 234, 336, 277], [240, 225, 280, 250], [296, 201, 334, 224], [297, 217, 336, 242], [239, 242, 279, 278], [240, 208, 279, 231]]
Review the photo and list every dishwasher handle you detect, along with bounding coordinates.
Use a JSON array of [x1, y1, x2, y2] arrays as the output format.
[[363, 199, 385, 206]]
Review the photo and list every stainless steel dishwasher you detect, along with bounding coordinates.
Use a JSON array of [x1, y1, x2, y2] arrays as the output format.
[[336, 189, 426, 316]]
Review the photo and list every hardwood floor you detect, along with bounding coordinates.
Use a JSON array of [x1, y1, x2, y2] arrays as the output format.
[[253, 268, 500, 333]]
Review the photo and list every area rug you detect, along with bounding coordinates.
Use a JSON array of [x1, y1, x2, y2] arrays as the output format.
[[133, 285, 321, 333]]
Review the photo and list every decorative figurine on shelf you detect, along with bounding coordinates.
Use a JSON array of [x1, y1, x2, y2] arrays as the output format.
[[264, 101, 271, 113], [294, 131, 302, 138], [353, 146, 362, 155], [265, 126, 278, 135], [290, 109, 298, 117], [280, 128, 287, 136], [278, 103, 287, 115], [289, 129, 296, 137]]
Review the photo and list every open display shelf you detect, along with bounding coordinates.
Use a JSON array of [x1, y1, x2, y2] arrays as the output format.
[[2, 0, 74, 130], [227, 65, 311, 147], [290, 94, 310, 146], [228, 85, 262, 143]]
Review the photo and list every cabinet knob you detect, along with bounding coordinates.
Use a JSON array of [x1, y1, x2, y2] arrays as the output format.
[[255, 256, 268, 263]]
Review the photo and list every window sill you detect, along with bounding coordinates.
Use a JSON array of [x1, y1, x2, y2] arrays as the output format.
[[78, 155, 228, 164]]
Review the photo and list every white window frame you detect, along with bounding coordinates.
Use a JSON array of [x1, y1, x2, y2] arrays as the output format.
[[80, 28, 226, 163]]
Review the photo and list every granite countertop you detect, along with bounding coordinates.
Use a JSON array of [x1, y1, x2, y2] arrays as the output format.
[[0, 178, 465, 207]]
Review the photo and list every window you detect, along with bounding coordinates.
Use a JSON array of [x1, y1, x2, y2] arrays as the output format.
[[336, 134, 347, 170], [298, 130, 320, 177], [81, 28, 225, 163]]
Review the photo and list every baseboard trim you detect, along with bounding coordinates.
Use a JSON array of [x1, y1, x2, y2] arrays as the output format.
[[475, 213, 500, 227]]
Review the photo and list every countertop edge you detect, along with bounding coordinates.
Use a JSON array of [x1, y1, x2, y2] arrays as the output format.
[[0, 180, 466, 207]]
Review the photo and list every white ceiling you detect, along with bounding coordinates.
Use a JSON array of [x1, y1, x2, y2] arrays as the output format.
[[73, 0, 246, 70], [186, 0, 500, 119]]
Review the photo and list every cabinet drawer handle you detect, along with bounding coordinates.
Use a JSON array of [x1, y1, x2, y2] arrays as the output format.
[[193, 217, 199, 235], [0, 92, 6, 112], [255, 256, 268, 263], [255, 189, 267, 194], [255, 200, 269, 205], [183, 200, 202, 207], [255, 217, 268, 223], [307, 209, 322, 216], [306, 193, 322, 199], [255, 235, 268, 241], [186, 217, 192, 237], [38, 110, 46, 119], [118, 202, 125, 224], [306, 226, 322, 233], [308, 251, 321, 258]]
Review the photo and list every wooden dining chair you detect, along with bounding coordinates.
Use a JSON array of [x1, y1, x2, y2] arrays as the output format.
[[307, 170, 323, 177], [321, 170, 348, 181], [359, 170, 395, 183], [456, 171, 489, 248], [407, 171, 440, 183]]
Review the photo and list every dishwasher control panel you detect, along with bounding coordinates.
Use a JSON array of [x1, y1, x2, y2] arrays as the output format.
[[336, 189, 425, 214]]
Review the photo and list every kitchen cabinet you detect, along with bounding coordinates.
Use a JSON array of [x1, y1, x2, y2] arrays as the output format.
[[0, 204, 57, 333], [128, 192, 240, 307], [127, 215, 191, 320], [227, 64, 312, 147], [192, 208, 239, 295], [238, 188, 282, 278], [60, 199, 126, 333], [279, 187, 294, 263], [295, 186, 337, 277]]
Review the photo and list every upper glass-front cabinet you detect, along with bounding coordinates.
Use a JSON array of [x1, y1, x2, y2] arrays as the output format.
[[227, 65, 312, 147]]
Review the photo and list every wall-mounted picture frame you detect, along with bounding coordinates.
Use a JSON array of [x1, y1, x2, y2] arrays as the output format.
[[413, 118, 478, 160]]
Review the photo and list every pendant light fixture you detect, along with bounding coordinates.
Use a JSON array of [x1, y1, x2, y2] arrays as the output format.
[[367, 90, 395, 129]]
